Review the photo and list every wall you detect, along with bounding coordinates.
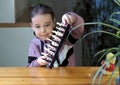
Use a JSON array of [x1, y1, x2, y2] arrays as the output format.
[[14, 0, 29, 21], [0, 27, 82, 66], [0, 0, 15, 23], [0, 0, 29, 23], [0, 27, 33, 66]]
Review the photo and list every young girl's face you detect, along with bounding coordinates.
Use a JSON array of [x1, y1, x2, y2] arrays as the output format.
[[31, 14, 55, 41]]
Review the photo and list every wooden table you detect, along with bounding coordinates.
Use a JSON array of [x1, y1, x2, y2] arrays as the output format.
[[0, 67, 118, 85]]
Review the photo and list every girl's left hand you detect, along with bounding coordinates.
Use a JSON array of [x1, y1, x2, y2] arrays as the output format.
[[62, 12, 76, 25]]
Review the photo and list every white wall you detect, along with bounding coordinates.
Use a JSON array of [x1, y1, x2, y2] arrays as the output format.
[[0, 27, 82, 66], [0, 0, 29, 23], [0, 27, 83, 66], [0, 0, 15, 23], [0, 27, 33, 66]]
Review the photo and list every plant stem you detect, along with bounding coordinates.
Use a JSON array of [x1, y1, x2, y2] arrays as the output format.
[[119, 67, 120, 82]]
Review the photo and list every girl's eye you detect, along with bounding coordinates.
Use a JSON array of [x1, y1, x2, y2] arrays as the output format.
[[45, 24, 50, 27], [36, 26, 40, 28]]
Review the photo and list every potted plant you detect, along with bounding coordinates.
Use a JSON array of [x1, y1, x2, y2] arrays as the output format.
[[69, 0, 120, 84]]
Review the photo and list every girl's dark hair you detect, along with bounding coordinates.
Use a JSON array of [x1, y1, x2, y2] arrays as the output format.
[[30, 3, 55, 22]]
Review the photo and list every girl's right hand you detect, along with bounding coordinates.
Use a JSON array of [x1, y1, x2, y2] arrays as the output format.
[[37, 56, 52, 66]]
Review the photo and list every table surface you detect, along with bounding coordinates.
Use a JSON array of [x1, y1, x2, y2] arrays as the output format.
[[0, 67, 118, 85]]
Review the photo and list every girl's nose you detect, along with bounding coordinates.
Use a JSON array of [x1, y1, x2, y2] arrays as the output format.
[[40, 27, 45, 33]]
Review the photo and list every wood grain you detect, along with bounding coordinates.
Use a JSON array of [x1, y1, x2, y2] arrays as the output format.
[[0, 67, 117, 85]]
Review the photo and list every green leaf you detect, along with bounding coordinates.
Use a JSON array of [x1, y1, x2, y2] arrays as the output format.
[[114, 0, 120, 6]]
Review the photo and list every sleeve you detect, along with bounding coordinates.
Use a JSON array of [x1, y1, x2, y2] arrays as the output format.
[[27, 42, 41, 67], [67, 12, 84, 44]]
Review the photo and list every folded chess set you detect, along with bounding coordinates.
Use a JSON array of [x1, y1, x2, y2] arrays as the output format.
[[42, 22, 70, 69]]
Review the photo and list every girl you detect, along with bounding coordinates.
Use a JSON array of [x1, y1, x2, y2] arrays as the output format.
[[27, 3, 84, 67]]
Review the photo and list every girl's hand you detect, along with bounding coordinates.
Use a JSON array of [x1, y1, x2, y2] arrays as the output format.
[[62, 12, 76, 26], [37, 56, 52, 66]]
